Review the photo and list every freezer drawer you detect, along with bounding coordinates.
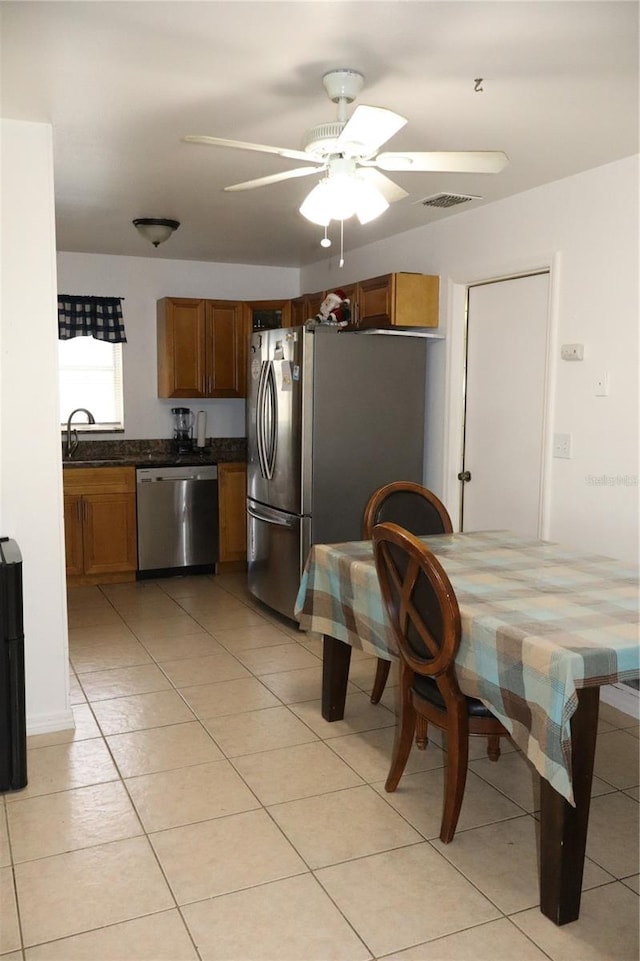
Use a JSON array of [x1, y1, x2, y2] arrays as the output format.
[[247, 500, 309, 621]]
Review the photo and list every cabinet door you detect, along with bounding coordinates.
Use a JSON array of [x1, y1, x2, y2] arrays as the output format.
[[305, 292, 326, 321], [290, 298, 307, 327], [157, 298, 207, 397], [205, 301, 247, 398], [356, 275, 393, 327], [393, 273, 439, 327], [291, 293, 325, 325], [334, 283, 357, 326], [218, 463, 247, 563], [82, 493, 137, 574], [63, 494, 84, 576]]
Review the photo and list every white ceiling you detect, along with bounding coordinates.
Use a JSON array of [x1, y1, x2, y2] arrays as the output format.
[[2, 1, 638, 267]]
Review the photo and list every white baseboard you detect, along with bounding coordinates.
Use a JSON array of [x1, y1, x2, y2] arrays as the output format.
[[600, 682, 640, 721], [26, 708, 75, 735]]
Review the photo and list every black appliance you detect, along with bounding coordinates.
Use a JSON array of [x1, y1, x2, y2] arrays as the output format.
[[171, 406, 194, 454], [0, 537, 27, 791]]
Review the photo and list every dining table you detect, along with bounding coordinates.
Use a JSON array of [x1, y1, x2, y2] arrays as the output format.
[[294, 529, 639, 926]]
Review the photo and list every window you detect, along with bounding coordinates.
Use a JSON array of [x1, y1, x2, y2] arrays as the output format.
[[58, 336, 124, 429]]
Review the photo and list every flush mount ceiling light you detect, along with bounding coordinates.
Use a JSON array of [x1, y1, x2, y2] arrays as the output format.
[[132, 218, 180, 247]]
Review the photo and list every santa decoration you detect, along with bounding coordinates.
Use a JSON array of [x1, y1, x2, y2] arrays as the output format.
[[312, 289, 351, 326]]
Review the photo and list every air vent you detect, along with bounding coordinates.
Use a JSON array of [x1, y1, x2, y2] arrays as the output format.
[[418, 192, 481, 209]]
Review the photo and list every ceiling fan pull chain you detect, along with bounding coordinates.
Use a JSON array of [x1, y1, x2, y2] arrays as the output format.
[[339, 220, 345, 268]]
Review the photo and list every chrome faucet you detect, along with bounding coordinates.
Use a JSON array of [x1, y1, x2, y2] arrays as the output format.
[[65, 408, 95, 459]]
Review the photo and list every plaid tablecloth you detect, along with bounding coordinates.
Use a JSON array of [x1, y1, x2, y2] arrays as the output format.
[[295, 530, 640, 803]]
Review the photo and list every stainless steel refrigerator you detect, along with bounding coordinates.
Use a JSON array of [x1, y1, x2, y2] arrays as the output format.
[[247, 325, 428, 620]]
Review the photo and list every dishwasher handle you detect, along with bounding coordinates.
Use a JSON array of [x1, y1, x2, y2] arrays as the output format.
[[136, 466, 218, 483], [247, 501, 297, 528]]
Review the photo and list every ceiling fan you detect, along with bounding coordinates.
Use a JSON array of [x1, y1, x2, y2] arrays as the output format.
[[183, 69, 509, 225]]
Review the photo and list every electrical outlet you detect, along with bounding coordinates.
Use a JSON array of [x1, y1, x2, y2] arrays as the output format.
[[553, 433, 572, 459]]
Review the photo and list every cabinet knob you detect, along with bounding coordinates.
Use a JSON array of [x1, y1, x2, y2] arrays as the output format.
[[457, 470, 472, 482]]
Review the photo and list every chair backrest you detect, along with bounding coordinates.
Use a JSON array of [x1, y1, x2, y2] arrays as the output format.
[[372, 521, 461, 679], [362, 481, 453, 540]]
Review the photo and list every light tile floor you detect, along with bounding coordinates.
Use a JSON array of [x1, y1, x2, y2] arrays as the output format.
[[1, 572, 638, 961]]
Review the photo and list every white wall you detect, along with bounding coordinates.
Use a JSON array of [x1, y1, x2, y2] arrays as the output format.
[[301, 156, 640, 565], [1, 120, 72, 733], [56, 253, 299, 441]]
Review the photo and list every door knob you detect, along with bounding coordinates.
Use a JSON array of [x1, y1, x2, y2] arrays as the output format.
[[457, 470, 472, 482]]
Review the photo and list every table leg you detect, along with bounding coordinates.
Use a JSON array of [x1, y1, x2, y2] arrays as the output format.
[[321, 635, 352, 721], [539, 686, 600, 925]]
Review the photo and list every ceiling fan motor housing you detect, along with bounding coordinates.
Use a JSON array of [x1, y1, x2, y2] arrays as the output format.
[[302, 122, 346, 158], [322, 69, 364, 104]]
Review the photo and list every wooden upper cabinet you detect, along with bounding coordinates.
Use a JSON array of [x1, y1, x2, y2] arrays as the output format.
[[290, 274, 439, 330], [157, 298, 206, 397], [205, 300, 246, 398], [157, 297, 247, 398], [290, 297, 307, 327], [291, 291, 326, 325], [245, 299, 291, 331], [356, 273, 439, 328]]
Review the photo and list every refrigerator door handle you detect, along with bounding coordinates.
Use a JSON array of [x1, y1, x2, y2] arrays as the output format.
[[257, 359, 278, 480], [256, 360, 268, 478], [247, 502, 297, 528]]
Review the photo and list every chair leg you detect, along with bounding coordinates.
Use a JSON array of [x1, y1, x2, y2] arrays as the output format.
[[440, 705, 469, 844], [486, 734, 501, 762], [370, 658, 391, 704], [415, 714, 429, 750], [385, 665, 416, 793]]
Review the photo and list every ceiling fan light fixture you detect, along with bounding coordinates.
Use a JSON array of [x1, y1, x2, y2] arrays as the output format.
[[299, 175, 357, 224], [299, 181, 333, 226], [353, 178, 389, 224], [132, 218, 180, 247], [300, 165, 388, 227]]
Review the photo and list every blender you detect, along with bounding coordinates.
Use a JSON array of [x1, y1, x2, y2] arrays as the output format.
[[171, 407, 194, 454]]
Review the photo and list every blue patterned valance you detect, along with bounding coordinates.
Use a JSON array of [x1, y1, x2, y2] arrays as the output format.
[[58, 295, 127, 342]]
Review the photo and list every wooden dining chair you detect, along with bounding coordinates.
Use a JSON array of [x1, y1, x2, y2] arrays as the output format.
[[362, 481, 453, 704], [372, 521, 508, 843]]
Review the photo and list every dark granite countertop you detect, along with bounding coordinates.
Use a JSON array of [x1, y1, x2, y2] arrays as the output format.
[[62, 437, 246, 469]]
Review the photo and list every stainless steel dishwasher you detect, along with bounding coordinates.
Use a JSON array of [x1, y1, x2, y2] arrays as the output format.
[[136, 465, 219, 573]]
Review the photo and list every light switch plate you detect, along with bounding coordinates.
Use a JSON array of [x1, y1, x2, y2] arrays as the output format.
[[553, 433, 572, 458], [561, 343, 584, 361]]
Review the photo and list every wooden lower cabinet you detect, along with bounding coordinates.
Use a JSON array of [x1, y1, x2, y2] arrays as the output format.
[[63, 468, 137, 585], [217, 462, 247, 570], [63, 494, 85, 577]]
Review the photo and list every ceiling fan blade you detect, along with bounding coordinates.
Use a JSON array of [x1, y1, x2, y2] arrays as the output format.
[[183, 135, 312, 164], [224, 166, 324, 192], [373, 151, 509, 174], [359, 167, 409, 203], [335, 105, 407, 156]]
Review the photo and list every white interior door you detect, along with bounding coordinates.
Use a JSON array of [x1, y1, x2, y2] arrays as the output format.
[[461, 272, 550, 535]]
